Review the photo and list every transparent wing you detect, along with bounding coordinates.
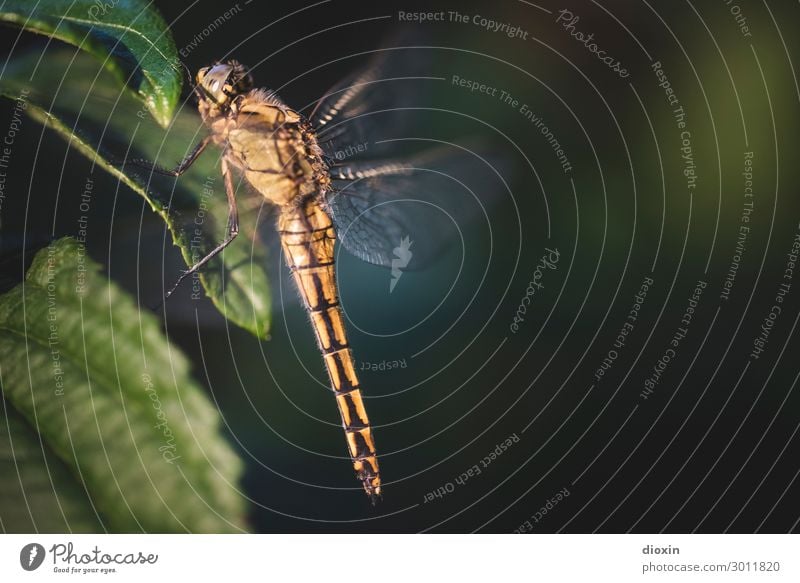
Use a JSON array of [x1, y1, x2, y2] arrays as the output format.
[[309, 39, 439, 158], [324, 146, 505, 270]]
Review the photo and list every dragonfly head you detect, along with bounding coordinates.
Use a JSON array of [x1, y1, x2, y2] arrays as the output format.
[[195, 60, 253, 116]]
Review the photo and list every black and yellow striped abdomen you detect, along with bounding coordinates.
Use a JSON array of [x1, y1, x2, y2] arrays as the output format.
[[278, 197, 381, 502]]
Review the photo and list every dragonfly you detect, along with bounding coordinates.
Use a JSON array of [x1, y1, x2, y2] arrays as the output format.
[[132, 46, 494, 503]]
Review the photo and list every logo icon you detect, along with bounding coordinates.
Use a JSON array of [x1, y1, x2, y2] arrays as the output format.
[[390, 236, 413, 293], [20, 543, 46, 571]]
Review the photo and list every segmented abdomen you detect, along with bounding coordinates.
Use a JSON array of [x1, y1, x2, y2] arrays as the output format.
[[278, 196, 381, 502]]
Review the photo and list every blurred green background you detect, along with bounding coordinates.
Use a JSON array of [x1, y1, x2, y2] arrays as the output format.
[[1, 0, 799, 532]]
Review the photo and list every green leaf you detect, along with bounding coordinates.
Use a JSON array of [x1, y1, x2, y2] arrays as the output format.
[[0, 48, 272, 339], [0, 238, 248, 532], [0, 0, 181, 127], [0, 400, 103, 533]]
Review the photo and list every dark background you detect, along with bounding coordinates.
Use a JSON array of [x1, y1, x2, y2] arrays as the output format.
[[1, 0, 799, 532]]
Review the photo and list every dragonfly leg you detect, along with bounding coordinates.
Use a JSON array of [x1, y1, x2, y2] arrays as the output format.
[[160, 158, 239, 304], [121, 136, 210, 176]]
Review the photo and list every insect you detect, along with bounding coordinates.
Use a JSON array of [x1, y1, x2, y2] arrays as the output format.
[[132, 47, 494, 503]]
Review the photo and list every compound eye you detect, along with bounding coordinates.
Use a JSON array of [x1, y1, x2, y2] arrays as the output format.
[[209, 79, 220, 92]]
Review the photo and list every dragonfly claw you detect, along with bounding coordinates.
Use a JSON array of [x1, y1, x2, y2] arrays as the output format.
[[365, 486, 382, 506], [360, 475, 382, 505]]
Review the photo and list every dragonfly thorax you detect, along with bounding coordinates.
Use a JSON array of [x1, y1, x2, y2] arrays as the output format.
[[207, 91, 330, 206], [192, 60, 330, 206]]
